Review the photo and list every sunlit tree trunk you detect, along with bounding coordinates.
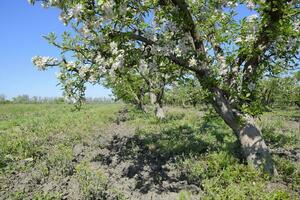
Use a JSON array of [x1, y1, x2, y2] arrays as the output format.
[[211, 87, 277, 175], [155, 101, 165, 120], [149, 91, 156, 105], [154, 88, 166, 120]]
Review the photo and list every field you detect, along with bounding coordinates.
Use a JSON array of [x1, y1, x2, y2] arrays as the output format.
[[0, 104, 299, 199]]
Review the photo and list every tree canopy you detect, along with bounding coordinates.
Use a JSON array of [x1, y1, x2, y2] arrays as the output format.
[[30, 0, 299, 112]]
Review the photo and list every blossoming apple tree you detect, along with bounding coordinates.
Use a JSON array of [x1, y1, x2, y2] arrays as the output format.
[[102, 44, 183, 118], [30, 0, 299, 175]]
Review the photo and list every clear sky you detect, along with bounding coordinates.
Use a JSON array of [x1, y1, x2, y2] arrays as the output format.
[[0, 0, 112, 99]]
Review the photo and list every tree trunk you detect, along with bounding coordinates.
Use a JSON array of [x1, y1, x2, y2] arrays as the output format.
[[155, 102, 165, 120], [211, 87, 277, 175], [152, 85, 166, 120], [150, 92, 157, 105]]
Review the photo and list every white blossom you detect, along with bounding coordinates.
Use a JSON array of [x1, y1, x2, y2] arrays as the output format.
[[174, 46, 182, 57], [293, 21, 300, 32], [89, 74, 98, 83], [56, 72, 64, 79], [235, 37, 243, 43], [112, 54, 124, 69], [110, 42, 118, 55], [102, 0, 115, 19], [246, 1, 255, 9], [59, 12, 70, 25], [226, 1, 238, 8], [118, 3, 127, 15], [144, 29, 157, 42], [139, 59, 149, 74], [98, 67, 107, 74], [32, 56, 58, 70], [95, 54, 104, 64], [246, 14, 258, 23], [81, 25, 91, 37], [70, 4, 83, 18], [66, 62, 75, 70], [189, 57, 197, 67], [78, 65, 90, 78], [150, 45, 160, 54], [28, 0, 35, 4], [50, 0, 60, 5], [245, 34, 256, 42]]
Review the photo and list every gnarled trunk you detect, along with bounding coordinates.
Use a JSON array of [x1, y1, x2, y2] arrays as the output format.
[[211, 87, 277, 175], [151, 86, 166, 120], [155, 102, 165, 120]]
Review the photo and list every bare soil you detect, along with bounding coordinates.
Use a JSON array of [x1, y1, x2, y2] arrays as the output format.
[[1, 122, 201, 200]]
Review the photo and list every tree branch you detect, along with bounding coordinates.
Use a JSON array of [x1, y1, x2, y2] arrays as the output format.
[[239, 0, 288, 84], [168, 0, 205, 53], [109, 30, 209, 75]]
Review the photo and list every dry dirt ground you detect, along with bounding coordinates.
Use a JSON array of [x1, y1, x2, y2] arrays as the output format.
[[2, 122, 202, 200]]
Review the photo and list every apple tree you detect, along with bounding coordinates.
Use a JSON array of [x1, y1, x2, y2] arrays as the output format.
[[30, 0, 299, 175]]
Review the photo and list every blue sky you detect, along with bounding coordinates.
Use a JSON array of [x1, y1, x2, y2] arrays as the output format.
[[0, 1, 111, 99]]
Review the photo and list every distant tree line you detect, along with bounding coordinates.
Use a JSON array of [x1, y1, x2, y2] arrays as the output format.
[[162, 71, 300, 110], [0, 95, 114, 104], [258, 71, 300, 109]]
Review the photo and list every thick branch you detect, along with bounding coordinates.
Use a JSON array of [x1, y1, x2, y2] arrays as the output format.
[[168, 0, 205, 53], [239, 0, 288, 84]]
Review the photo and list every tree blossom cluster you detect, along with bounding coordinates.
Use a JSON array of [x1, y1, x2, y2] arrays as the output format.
[[32, 56, 59, 70]]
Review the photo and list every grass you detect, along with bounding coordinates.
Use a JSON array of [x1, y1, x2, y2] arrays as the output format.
[[0, 103, 121, 199], [128, 105, 300, 199], [0, 103, 299, 199]]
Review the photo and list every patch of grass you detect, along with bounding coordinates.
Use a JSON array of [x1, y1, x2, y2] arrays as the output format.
[[75, 162, 108, 199], [46, 144, 74, 175], [137, 124, 209, 157], [0, 103, 121, 198], [32, 192, 62, 200], [181, 152, 294, 199], [178, 190, 192, 200], [129, 106, 300, 199], [262, 126, 298, 148], [0, 104, 120, 169], [259, 109, 299, 149]]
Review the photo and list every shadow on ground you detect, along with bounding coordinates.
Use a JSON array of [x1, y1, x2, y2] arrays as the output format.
[[92, 124, 208, 197]]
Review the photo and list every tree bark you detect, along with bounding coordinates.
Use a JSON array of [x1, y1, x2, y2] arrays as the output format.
[[152, 85, 166, 120], [155, 102, 165, 120], [150, 92, 156, 105], [211, 87, 277, 175]]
